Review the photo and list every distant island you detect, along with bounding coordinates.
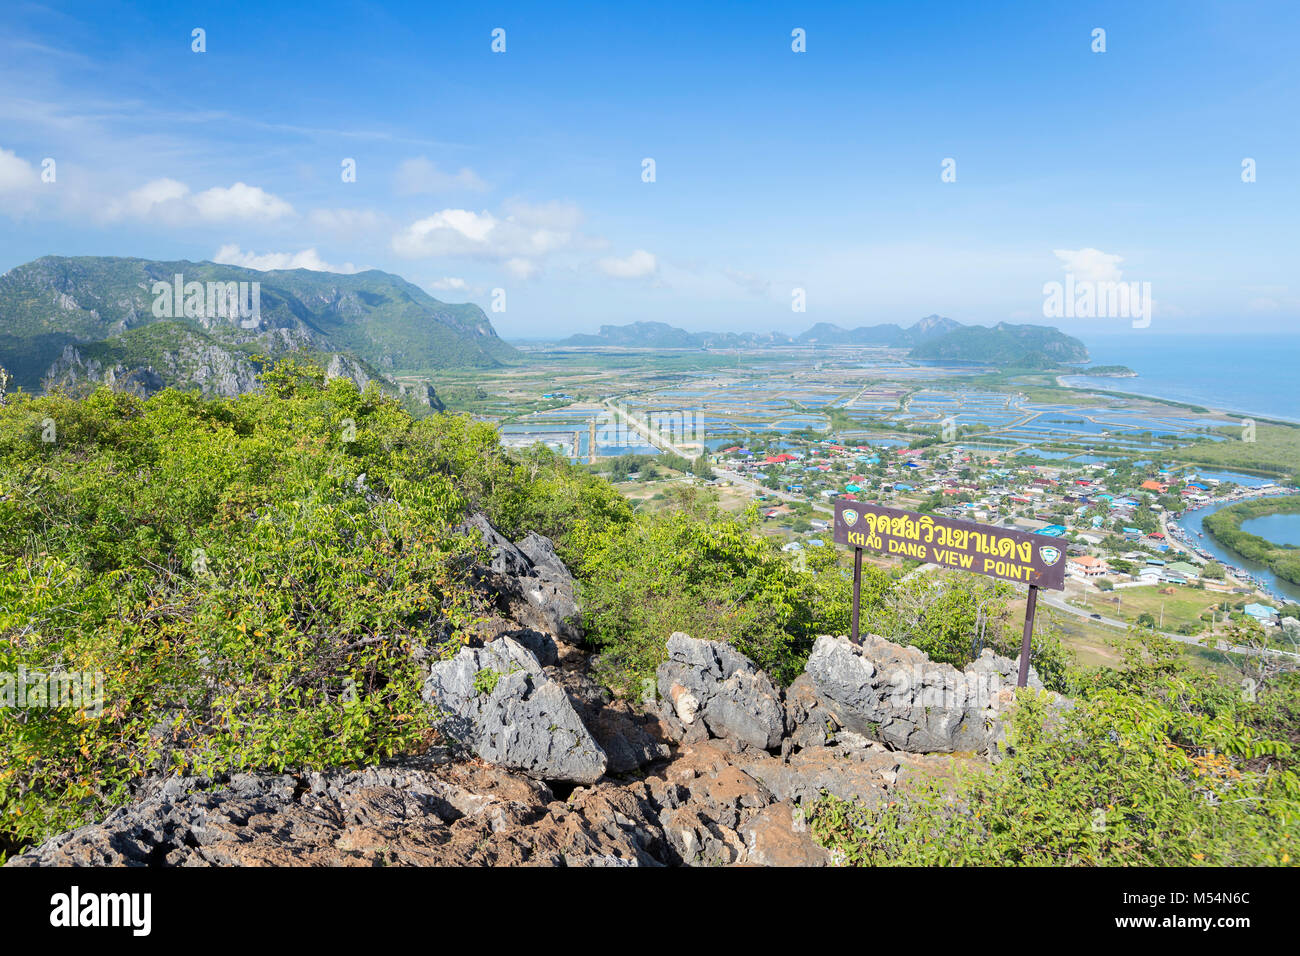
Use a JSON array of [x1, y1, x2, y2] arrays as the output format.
[[907, 322, 1088, 368], [1077, 365, 1138, 378], [557, 314, 960, 350], [555, 315, 1089, 368]]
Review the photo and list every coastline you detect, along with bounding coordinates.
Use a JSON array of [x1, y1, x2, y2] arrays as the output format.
[[1054, 374, 1300, 428]]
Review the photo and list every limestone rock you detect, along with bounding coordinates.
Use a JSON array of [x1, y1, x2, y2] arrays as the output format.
[[457, 513, 533, 578], [548, 665, 672, 775], [458, 514, 582, 642], [6, 763, 669, 867], [803, 634, 1045, 753], [655, 633, 785, 751], [424, 637, 607, 784], [783, 672, 840, 750], [516, 532, 573, 586]]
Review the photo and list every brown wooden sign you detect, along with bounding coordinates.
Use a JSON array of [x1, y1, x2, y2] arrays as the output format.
[[833, 502, 1066, 590], [832, 501, 1064, 686]]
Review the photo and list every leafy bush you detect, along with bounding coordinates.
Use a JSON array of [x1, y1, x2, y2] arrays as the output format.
[[0, 366, 507, 856], [809, 635, 1299, 865], [571, 509, 864, 690]]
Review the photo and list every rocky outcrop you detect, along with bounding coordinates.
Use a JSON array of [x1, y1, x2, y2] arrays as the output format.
[[41, 345, 169, 398], [6, 731, 944, 868], [637, 736, 941, 866], [36, 329, 399, 404], [803, 634, 1044, 753], [517, 532, 573, 585], [7, 631, 994, 868], [782, 672, 840, 750], [398, 381, 446, 412], [324, 352, 373, 392], [549, 665, 672, 774], [655, 633, 786, 751], [439, 514, 670, 777], [458, 514, 582, 642], [176, 343, 260, 396], [459, 512, 533, 576], [5, 761, 670, 867], [424, 637, 608, 784]]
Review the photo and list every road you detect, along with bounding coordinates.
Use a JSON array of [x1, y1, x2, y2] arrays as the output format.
[[603, 397, 837, 513], [1038, 588, 1296, 661], [712, 466, 834, 514], [601, 399, 700, 459]]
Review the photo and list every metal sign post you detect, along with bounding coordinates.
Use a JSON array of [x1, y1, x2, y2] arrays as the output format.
[[851, 546, 862, 644], [833, 502, 1065, 686], [1017, 584, 1039, 688]]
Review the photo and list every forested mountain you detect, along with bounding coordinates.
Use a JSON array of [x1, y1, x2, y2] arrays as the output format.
[[0, 256, 516, 396], [908, 321, 1089, 367]]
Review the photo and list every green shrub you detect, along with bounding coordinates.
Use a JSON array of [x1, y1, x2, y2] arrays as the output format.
[[809, 636, 1299, 866], [0, 366, 494, 856], [571, 510, 864, 690]]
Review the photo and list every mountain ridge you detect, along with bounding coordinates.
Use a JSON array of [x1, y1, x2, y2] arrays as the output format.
[[908, 321, 1089, 367], [554, 315, 1088, 365], [0, 255, 516, 398]]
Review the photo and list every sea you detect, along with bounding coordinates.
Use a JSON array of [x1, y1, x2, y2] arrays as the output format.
[[1061, 333, 1300, 423]]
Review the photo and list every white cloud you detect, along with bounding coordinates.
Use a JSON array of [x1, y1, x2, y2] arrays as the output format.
[[598, 249, 657, 279], [105, 179, 294, 223], [394, 209, 497, 254], [213, 244, 360, 273], [106, 177, 189, 219], [391, 204, 579, 262], [0, 146, 40, 193], [505, 258, 540, 280], [191, 182, 294, 221], [394, 157, 488, 195], [1052, 248, 1124, 282], [427, 277, 468, 291]]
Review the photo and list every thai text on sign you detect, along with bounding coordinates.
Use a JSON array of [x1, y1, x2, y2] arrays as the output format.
[[833, 502, 1066, 590]]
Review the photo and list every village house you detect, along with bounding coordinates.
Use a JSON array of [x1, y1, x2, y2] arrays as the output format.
[[1243, 603, 1278, 626]]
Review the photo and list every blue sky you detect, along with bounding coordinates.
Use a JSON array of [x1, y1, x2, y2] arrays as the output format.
[[1, 0, 1298, 339]]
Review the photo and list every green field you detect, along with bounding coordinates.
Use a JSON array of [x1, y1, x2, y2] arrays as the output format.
[[1175, 424, 1300, 478], [1069, 584, 1227, 634]]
